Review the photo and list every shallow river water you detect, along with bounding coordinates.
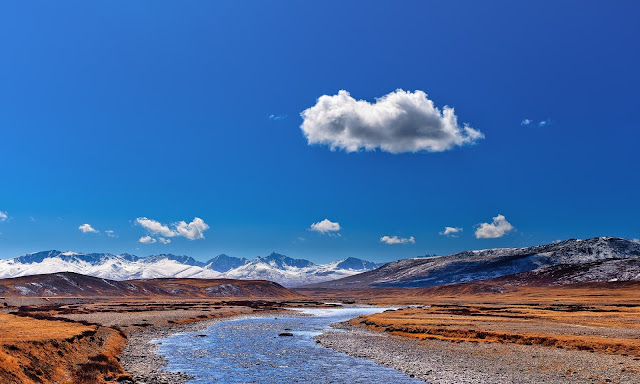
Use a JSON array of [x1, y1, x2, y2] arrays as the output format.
[[154, 306, 423, 383]]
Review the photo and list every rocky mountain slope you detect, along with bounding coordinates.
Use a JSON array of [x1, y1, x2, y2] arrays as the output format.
[[0, 251, 381, 287], [489, 257, 640, 286], [306, 237, 640, 288]]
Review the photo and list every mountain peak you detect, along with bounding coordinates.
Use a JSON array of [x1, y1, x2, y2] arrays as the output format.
[[336, 257, 381, 270], [16, 250, 64, 264], [259, 252, 315, 268], [143, 254, 204, 267], [205, 254, 249, 272]]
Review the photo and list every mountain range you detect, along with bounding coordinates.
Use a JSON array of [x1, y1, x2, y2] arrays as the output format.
[[2, 237, 639, 291], [307, 237, 640, 288], [0, 251, 382, 287]]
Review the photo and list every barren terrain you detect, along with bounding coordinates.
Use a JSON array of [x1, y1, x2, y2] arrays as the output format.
[[2, 272, 640, 383]]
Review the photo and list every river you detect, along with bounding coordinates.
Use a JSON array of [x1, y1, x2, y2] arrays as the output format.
[[153, 306, 422, 383]]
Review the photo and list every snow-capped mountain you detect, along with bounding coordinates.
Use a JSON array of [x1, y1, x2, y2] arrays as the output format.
[[222, 253, 379, 287], [308, 237, 640, 288], [0, 250, 382, 287]]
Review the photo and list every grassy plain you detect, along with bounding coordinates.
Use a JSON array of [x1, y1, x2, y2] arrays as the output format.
[[300, 282, 640, 357]]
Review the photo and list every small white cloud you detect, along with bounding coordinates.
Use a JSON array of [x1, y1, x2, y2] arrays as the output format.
[[310, 219, 341, 234], [538, 118, 551, 127], [135, 217, 176, 237], [300, 89, 483, 154], [0, 211, 7, 222], [105, 230, 118, 238], [29, 216, 36, 222], [292, 236, 306, 244], [158, 237, 171, 244], [439, 226, 463, 237], [521, 119, 532, 126], [269, 114, 288, 121], [380, 235, 415, 245], [475, 214, 514, 239], [135, 217, 210, 240], [78, 223, 98, 233], [139, 235, 157, 244]]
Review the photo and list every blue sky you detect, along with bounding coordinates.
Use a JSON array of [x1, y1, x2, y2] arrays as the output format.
[[1, 1, 638, 263]]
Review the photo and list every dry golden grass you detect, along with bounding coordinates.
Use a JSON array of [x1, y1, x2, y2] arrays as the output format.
[[320, 284, 640, 357], [44, 299, 300, 330], [297, 281, 640, 306], [302, 282, 640, 356], [0, 312, 93, 342]]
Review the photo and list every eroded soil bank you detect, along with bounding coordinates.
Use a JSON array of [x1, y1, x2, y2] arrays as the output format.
[[0, 312, 129, 383]]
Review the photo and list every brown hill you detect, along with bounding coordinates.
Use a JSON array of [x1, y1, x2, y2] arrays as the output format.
[[0, 272, 302, 299]]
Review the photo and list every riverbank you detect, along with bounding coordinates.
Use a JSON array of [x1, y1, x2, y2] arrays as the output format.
[[120, 309, 308, 384], [317, 322, 640, 383], [1, 298, 316, 383], [127, 305, 422, 384]]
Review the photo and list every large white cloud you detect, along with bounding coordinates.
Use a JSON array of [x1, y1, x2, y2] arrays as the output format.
[[300, 89, 484, 154], [78, 223, 98, 233], [0, 211, 7, 222], [135, 217, 210, 241], [310, 219, 341, 234], [439, 226, 463, 237], [380, 235, 415, 245], [475, 214, 514, 239]]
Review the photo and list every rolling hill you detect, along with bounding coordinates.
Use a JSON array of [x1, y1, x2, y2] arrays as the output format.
[[0, 272, 302, 299]]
